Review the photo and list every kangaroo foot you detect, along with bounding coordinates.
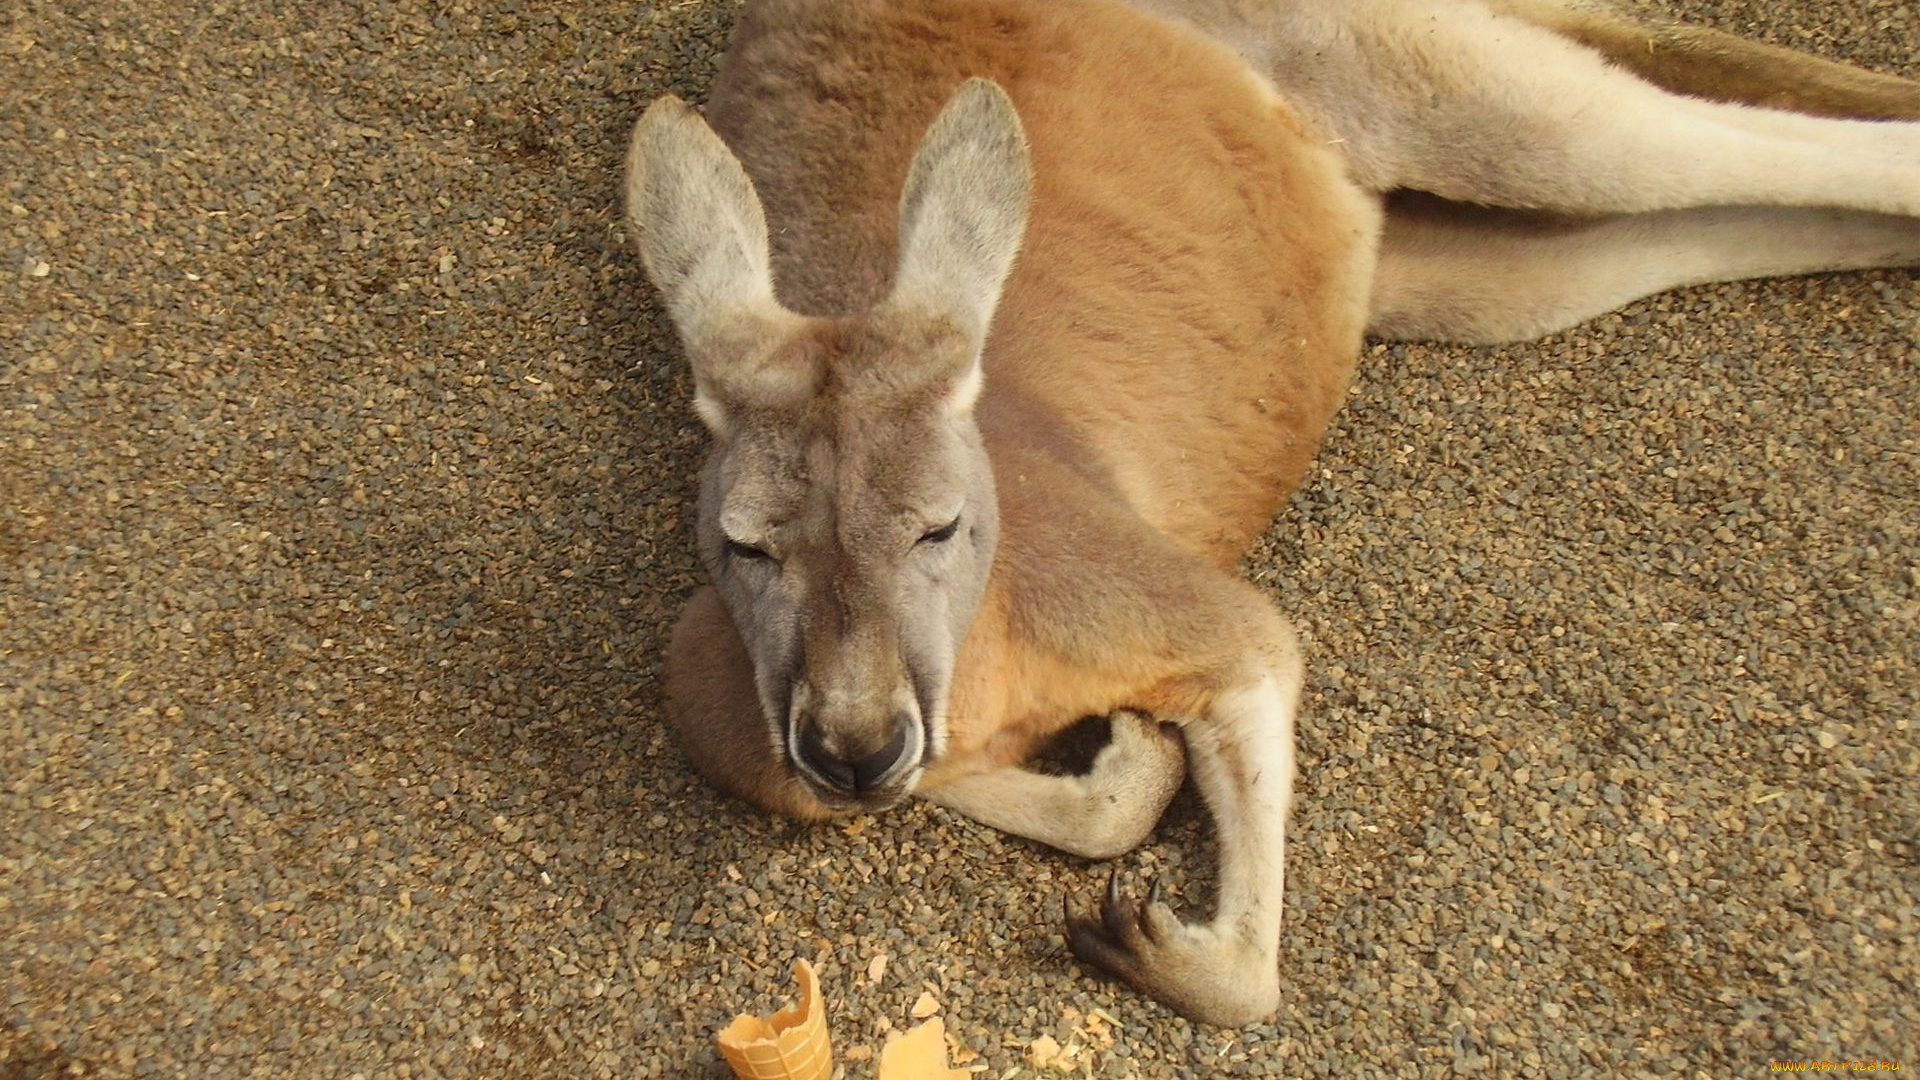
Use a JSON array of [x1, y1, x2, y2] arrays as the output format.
[[1065, 872, 1281, 1027]]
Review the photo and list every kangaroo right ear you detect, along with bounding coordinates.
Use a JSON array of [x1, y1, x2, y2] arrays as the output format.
[[889, 79, 1033, 347], [625, 96, 797, 435]]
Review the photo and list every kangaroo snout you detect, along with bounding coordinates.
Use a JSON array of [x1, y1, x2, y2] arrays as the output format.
[[786, 675, 924, 800], [793, 713, 917, 798]]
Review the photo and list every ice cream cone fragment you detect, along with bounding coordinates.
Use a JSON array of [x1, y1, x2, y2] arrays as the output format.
[[717, 959, 833, 1080], [877, 1017, 969, 1080]]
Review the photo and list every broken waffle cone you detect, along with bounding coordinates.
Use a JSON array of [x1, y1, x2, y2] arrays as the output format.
[[717, 959, 832, 1080], [877, 1017, 969, 1080]]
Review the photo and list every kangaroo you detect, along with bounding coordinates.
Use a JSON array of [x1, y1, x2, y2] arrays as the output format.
[[625, 0, 1920, 1026]]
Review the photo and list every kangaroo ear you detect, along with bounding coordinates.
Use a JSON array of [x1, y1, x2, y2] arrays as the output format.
[[889, 79, 1033, 348], [625, 96, 797, 436]]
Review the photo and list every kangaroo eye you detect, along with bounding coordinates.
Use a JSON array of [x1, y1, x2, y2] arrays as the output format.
[[724, 539, 775, 563], [918, 517, 961, 546]]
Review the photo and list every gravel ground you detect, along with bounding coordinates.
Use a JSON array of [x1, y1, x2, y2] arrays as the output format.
[[2, 0, 1915, 1076]]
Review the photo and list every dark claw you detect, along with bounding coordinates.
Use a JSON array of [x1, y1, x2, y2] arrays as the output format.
[[1068, 916, 1123, 975], [1065, 870, 1176, 988], [1068, 907, 1130, 975], [1101, 871, 1129, 939], [1130, 878, 1162, 944]]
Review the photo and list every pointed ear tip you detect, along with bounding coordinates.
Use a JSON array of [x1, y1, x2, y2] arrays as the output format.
[[640, 94, 692, 120], [954, 78, 1018, 115], [633, 95, 685, 138], [626, 97, 714, 192], [942, 80, 1027, 157]]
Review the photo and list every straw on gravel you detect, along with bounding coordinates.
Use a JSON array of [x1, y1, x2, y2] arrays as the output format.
[[3, 0, 1914, 1077]]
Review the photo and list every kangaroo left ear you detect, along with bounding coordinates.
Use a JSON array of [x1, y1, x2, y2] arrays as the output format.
[[625, 96, 786, 346], [888, 79, 1033, 348], [625, 96, 805, 438]]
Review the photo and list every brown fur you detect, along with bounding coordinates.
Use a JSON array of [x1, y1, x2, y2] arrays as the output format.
[[634, 0, 1920, 1027], [679, 0, 1373, 791]]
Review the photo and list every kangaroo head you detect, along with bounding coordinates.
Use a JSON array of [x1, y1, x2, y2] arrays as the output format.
[[626, 80, 1031, 809]]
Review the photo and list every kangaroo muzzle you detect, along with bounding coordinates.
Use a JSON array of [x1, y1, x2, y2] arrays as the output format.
[[784, 674, 926, 802], [793, 712, 917, 797]]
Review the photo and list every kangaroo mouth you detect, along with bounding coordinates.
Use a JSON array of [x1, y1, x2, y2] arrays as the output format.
[[805, 777, 917, 813], [788, 755, 923, 812]]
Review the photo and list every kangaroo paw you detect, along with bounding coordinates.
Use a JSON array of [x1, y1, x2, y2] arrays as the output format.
[[1064, 872, 1280, 1027], [1083, 713, 1185, 811]]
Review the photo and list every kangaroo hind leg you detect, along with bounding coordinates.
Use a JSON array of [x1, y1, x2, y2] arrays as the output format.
[[1066, 595, 1303, 1028], [1320, 0, 1920, 216], [1371, 194, 1920, 343], [1487, 0, 1920, 121]]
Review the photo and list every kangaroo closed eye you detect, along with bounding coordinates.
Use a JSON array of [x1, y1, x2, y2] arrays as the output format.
[[918, 518, 961, 545], [724, 539, 775, 562]]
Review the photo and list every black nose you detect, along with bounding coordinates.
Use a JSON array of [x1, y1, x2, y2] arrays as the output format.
[[796, 717, 913, 795]]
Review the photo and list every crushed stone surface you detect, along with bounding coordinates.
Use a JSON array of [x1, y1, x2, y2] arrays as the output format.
[[2, 0, 1914, 1076]]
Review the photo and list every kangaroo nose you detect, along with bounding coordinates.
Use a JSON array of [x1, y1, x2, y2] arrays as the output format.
[[796, 717, 913, 795]]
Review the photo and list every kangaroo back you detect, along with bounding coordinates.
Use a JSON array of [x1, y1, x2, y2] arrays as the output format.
[[706, 0, 1379, 565]]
